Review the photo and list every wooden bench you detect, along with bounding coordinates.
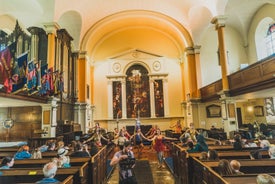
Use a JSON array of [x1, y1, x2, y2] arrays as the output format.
[[0, 143, 115, 184], [223, 174, 275, 184], [188, 150, 269, 159], [191, 156, 275, 184], [203, 159, 275, 174], [0, 167, 79, 184]]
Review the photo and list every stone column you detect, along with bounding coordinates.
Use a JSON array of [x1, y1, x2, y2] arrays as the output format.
[[121, 79, 127, 119], [211, 16, 229, 91], [44, 22, 59, 69], [149, 78, 156, 118], [28, 27, 40, 61], [107, 80, 113, 119], [77, 51, 87, 103], [185, 47, 200, 99]]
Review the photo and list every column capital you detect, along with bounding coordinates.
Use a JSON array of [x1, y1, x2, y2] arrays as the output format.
[[28, 26, 45, 35], [79, 51, 87, 59], [194, 45, 201, 54], [211, 15, 227, 29], [44, 22, 60, 35], [185, 47, 195, 55]]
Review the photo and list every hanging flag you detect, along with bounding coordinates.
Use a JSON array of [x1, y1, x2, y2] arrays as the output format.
[[0, 42, 16, 93], [39, 64, 49, 96], [11, 52, 28, 93], [39, 65, 54, 96]]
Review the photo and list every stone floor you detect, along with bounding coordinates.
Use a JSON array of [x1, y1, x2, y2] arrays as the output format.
[[107, 146, 175, 184]]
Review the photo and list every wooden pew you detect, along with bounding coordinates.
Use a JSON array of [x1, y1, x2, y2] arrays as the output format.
[[188, 150, 269, 159], [0, 143, 114, 184], [6, 157, 90, 168], [223, 174, 275, 184], [203, 159, 275, 174], [190, 156, 229, 184], [0, 167, 78, 184], [91, 145, 107, 184], [170, 142, 271, 184], [15, 175, 74, 184], [191, 156, 275, 184]]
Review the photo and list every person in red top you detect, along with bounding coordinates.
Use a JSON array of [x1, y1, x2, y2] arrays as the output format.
[[148, 128, 177, 168]]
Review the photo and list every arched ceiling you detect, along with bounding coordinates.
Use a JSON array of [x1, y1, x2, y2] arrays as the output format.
[[1, 0, 275, 62], [81, 10, 193, 61]]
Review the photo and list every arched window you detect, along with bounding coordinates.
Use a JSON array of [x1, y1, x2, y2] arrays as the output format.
[[265, 23, 275, 57]]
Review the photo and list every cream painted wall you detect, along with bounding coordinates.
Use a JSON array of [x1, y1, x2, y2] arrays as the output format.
[[200, 25, 247, 86], [93, 61, 109, 120], [200, 28, 221, 86], [164, 58, 183, 117]]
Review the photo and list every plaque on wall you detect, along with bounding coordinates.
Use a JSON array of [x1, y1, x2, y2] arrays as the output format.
[[113, 62, 121, 73], [153, 61, 161, 71]]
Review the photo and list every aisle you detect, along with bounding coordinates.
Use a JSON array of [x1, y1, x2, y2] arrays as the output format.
[[107, 146, 175, 184]]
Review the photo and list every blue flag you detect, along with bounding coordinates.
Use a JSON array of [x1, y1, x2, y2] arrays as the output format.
[[12, 52, 28, 93]]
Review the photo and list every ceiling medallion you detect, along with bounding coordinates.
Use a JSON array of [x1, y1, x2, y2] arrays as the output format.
[[153, 61, 161, 71], [113, 62, 121, 73]]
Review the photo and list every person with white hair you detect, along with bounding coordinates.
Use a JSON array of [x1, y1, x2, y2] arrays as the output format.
[[256, 174, 275, 184], [260, 139, 270, 151], [36, 161, 60, 183], [269, 146, 275, 159]]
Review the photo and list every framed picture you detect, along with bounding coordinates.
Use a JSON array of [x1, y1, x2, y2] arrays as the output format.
[[254, 106, 264, 117], [206, 104, 221, 118]]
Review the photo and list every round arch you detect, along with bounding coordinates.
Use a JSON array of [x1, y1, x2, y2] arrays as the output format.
[[80, 10, 194, 61]]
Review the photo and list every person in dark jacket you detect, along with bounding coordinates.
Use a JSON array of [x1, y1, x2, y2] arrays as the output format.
[[194, 134, 208, 152], [70, 141, 90, 157], [233, 134, 242, 151]]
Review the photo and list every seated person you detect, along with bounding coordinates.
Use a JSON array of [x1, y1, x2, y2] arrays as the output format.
[[199, 152, 208, 161], [56, 148, 71, 168], [233, 134, 243, 151], [230, 160, 244, 175], [38, 139, 56, 152], [208, 149, 219, 160], [56, 141, 69, 151], [14, 145, 32, 160], [269, 146, 275, 159], [31, 149, 42, 159], [193, 134, 208, 152], [36, 161, 60, 184], [250, 150, 262, 159], [259, 139, 270, 151], [0, 156, 14, 169], [218, 159, 235, 176], [256, 174, 275, 184], [70, 141, 90, 157], [186, 141, 196, 153]]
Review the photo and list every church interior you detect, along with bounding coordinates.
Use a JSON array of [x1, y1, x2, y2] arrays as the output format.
[[1, 0, 275, 183]]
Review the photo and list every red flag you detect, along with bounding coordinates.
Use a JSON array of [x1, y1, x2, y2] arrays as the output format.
[[0, 42, 16, 93]]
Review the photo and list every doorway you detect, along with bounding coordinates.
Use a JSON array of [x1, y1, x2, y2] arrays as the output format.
[[236, 108, 243, 128]]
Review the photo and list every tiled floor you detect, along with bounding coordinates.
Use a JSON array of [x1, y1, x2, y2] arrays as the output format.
[[107, 146, 175, 184]]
